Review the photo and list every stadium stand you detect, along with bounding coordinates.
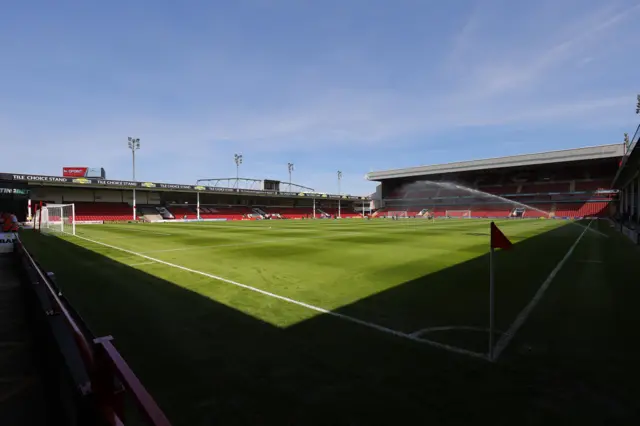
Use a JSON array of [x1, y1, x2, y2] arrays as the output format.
[[165, 205, 253, 220], [388, 189, 407, 199], [167, 206, 197, 219], [436, 188, 463, 197], [519, 182, 569, 193], [367, 144, 623, 220], [481, 185, 520, 195], [554, 202, 610, 217], [264, 207, 315, 219], [75, 202, 136, 221], [199, 206, 252, 220], [613, 124, 639, 240], [319, 208, 363, 218], [376, 199, 611, 219], [574, 179, 611, 191], [69, 202, 371, 222]]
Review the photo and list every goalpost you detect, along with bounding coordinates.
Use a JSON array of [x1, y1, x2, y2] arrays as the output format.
[[386, 210, 408, 218], [34, 204, 76, 235], [445, 209, 472, 218]]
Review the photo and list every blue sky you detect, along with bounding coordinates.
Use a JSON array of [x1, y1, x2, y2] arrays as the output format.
[[1, 0, 639, 195]]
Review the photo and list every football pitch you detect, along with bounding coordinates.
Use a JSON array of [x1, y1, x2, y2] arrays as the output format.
[[21, 218, 640, 425]]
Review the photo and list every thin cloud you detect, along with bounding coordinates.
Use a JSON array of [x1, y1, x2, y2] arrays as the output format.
[[1, 0, 639, 194], [444, 2, 640, 98]]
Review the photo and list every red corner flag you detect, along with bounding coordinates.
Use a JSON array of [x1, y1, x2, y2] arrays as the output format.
[[488, 221, 512, 360], [490, 222, 512, 250]]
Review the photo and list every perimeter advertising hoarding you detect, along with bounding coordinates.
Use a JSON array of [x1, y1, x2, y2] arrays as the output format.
[[63, 167, 106, 178], [0, 173, 370, 201], [0, 232, 16, 253]]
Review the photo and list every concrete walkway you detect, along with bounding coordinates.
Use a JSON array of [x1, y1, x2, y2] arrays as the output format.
[[0, 256, 48, 425]]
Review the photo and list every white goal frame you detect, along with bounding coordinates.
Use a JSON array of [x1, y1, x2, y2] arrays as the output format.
[[35, 203, 76, 235], [445, 209, 472, 218], [387, 210, 409, 218]]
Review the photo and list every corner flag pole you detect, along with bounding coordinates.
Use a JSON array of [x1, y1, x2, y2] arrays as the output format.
[[489, 222, 512, 361], [489, 245, 496, 361]]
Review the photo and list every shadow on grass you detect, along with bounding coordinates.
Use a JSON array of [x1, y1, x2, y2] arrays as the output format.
[[18, 221, 639, 426], [302, 222, 584, 343]]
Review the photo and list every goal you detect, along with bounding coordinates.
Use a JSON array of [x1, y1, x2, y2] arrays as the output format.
[[34, 204, 76, 235], [387, 210, 408, 218], [445, 209, 471, 218]]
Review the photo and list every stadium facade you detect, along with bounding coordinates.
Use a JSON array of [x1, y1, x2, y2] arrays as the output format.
[[0, 172, 371, 222], [366, 144, 623, 219], [613, 124, 640, 243]]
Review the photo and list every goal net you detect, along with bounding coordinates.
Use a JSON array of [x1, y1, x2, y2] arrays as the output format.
[[446, 209, 471, 218], [35, 204, 76, 235], [387, 210, 408, 218]]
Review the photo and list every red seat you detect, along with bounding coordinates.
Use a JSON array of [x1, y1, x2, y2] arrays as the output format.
[[264, 207, 314, 219], [520, 182, 569, 193], [167, 206, 252, 220], [555, 202, 610, 217], [74, 203, 136, 221]]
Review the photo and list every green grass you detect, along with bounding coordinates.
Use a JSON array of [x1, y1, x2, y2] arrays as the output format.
[[20, 218, 640, 425]]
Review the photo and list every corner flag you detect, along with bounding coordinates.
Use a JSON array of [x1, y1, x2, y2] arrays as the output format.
[[488, 222, 512, 360], [490, 222, 512, 250]]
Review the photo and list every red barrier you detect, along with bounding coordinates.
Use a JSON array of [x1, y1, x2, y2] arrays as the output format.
[[16, 239, 172, 426], [17, 240, 95, 391], [95, 336, 172, 426]]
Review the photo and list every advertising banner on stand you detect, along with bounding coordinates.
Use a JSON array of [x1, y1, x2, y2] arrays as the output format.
[[63, 167, 106, 178], [0, 172, 371, 201]]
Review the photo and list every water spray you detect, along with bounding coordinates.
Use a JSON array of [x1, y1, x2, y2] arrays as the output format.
[[398, 180, 552, 218], [389, 180, 607, 237]]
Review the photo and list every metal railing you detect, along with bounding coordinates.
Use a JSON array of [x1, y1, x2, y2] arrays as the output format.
[[14, 238, 172, 426]]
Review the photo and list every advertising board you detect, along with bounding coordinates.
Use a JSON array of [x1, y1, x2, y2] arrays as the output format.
[[0, 173, 370, 201], [63, 167, 106, 178], [0, 232, 17, 253]]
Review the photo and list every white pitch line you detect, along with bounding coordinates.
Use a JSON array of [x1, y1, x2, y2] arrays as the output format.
[[129, 261, 156, 266], [567, 220, 608, 238], [76, 233, 139, 241], [492, 219, 593, 361], [67, 232, 488, 360], [410, 325, 493, 337]]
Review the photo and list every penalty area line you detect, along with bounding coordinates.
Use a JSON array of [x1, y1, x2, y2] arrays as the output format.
[[68, 233, 488, 361], [492, 219, 593, 361]]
